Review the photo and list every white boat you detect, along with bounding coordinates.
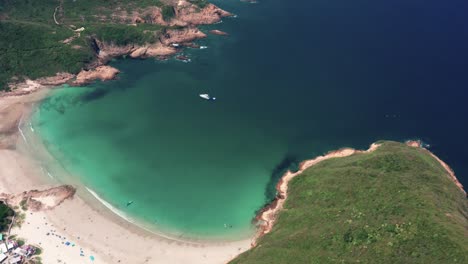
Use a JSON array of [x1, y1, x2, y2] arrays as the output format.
[[200, 46, 208, 49], [199, 94, 216, 100], [199, 94, 210, 100]]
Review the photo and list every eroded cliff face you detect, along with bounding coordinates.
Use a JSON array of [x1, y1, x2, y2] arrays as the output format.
[[175, 3, 232, 25], [36, 73, 76, 86], [161, 27, 207, 45], [131, 7, 169, 26], [129, 43, 177, 58], [96, 26, 205, 58], [7, 1, 232, 89], [74, 66, 121, 86], [120, 2, 232, 27], [73, 25, 207, 85], [0, 185, 76, 212]]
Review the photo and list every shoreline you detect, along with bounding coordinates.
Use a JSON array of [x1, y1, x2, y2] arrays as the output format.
[[0, 88, 252, 264], [3, 2, 233, 91], [23, 100, 254, 243], [251, 141, 466, 246], [83, 186, 253, 243], [406, 140, 466, 195], [251, 143, 381, 246], [1, 87, 466, 263]]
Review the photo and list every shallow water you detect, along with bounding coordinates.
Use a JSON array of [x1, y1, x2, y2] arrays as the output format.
[[31, 0, 468, 239]]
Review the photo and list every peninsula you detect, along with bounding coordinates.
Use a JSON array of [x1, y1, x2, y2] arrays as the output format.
[[230, 141, 467, 263]]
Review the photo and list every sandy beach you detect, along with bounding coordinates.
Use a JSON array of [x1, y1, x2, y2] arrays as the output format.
[[0, 87, 252, 264], [1, 85, 465, 264]]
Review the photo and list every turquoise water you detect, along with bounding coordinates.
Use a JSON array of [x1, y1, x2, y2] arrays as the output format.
[[31, 0, 468, 239]]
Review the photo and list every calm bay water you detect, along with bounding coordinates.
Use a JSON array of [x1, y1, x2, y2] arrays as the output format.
[[31, 0, 468, 239]]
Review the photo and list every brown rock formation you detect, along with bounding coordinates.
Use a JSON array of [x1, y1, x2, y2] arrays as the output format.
[[36, 72, 75, 86], [133, 7, 169, 26], [146, 43, 178, 57], [160, 27, 207, 45], [176, 3, 232, 25], [129, 43, 177, 58], [4, 2, 232, 91], [96, 41, 136, 62], [0, 185, 76, 212], [406, 140, 466, 195], [74, 66, 120, 85]]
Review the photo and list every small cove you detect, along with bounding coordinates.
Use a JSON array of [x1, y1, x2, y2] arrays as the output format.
[[30, 0, 468, 239]]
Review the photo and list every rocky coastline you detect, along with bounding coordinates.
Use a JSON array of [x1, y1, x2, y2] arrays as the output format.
[[406, 140, 465, 195], [0, 185, 76, 212], [4, 2, 232, 92], [251, 144, 380, 246], [251, 141, 466, 246]]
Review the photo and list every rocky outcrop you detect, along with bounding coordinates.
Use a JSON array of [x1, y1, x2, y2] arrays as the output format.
[[36, 72, 75, 86], [160, 27, 207, 45], [115, 2, 232, 27], [132, 7, 170, 26], [96, 41, 136, 62], [142, 43, 178, 57], [252, 144, 381, 246], [406, 140, 466, 195], [5, 2, 231, 91], [176, 3, 232, 25], [74, 66, 120, 85], [0, 185, 76, 212]]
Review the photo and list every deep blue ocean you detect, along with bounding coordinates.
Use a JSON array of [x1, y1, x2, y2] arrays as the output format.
[[208, 0, 468, 186], [32, 0, 468, 238]]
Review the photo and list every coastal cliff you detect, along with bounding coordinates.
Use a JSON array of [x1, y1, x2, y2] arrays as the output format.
[[0, 185, 76, 212], [231, 141, 468, 264], [0, 0, 232, 90]]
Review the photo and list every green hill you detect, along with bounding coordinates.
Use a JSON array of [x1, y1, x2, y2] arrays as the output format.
[[230, 142, 468, 264]]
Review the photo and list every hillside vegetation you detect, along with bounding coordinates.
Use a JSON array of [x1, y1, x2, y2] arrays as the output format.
[[0, 0, 181, 90], [0, 201, 13, 231], [231, 142, 468, 264]]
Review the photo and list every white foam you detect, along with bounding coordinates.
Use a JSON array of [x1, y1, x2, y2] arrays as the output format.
[[18, 113, 28, 144], [85, 187, 135, 224], [84, 187, 201, 243]]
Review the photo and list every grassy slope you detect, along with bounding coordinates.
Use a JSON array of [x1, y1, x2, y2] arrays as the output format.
[[0, 0, 173, 90], [231, 142, 468, 264]]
